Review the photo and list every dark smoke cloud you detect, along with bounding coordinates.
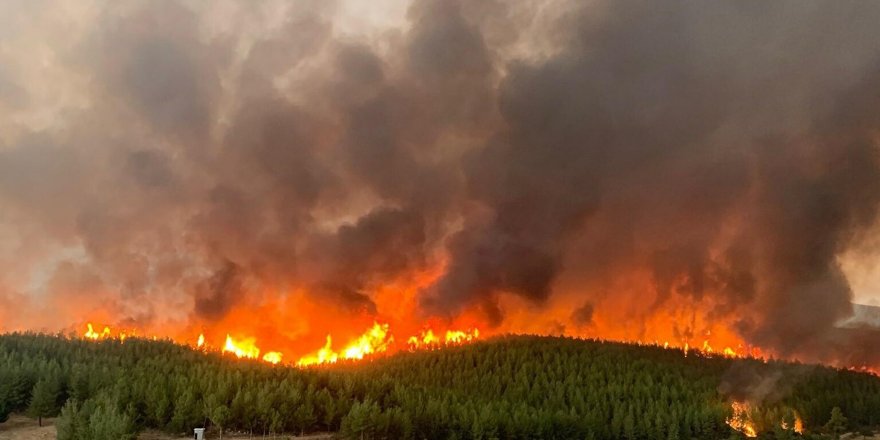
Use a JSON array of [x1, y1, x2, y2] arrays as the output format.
[[421, 0, 880, 364], [571, 303, 594, 326], [1, 0, 880, 365], [194, 261, 243, 321]]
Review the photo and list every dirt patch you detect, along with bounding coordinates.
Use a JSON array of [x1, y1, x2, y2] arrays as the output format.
[[1, 415, 334, 440], [0, 414, 56, 440], [139, 430, 335, 439]]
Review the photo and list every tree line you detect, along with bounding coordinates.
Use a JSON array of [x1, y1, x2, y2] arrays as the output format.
[[0, 333, 878, 439]]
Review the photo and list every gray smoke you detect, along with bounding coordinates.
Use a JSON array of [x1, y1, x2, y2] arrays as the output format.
[[0, 0, 879, 365]]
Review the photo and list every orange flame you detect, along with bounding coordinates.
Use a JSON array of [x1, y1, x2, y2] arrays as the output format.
[[445, 328, 479, 344], [781, 412, 804, 434], [84, 323, 111, 340], [726, 401, 758, 438], [407, 329, 441, 348], [223, 334, 260, 359], [262, 351, 283, 364], [297, 323, 392, 366], [342, 322, 392, 360], [297, 335, 339, 366], [407, 327, 481, 350]]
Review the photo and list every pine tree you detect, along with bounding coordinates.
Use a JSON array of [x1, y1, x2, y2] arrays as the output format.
[[825, 406, 848, 438], [341, 399, 382, 440], [56, 399, 81, 440], [211, 404, 231, 439], [28, 378, 58, 426], [269, 409, 284, 438], [0, 372, 11, 424], [623, 409, 636, 440], [170, 388, 200, 434], [88, 402, 135, 440], [0, 398, 9, 424], [294, 399, 318, 435]]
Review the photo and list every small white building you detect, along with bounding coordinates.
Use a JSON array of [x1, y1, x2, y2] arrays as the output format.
[[193, 428, 205, 440]]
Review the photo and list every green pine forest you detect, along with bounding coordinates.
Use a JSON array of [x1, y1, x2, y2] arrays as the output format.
[[0, 333, 878, 440]]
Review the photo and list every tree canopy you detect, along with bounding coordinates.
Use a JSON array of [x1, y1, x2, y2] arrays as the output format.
[[0, 333, 878, 439]]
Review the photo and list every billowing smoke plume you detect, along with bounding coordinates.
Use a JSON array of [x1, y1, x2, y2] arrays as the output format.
[[1, 0, 880, 365]]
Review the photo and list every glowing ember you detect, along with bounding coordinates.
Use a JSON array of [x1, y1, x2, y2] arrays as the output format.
[[223, 334, 260, 359], [726, 401, 757, 438]]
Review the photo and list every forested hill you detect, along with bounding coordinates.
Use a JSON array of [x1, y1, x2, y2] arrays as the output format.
[[1, 334, 878, 440]]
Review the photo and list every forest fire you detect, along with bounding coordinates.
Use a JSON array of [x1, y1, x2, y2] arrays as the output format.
[[83, 323, 111, 340], [781, 413, 805, 434], [77, 319, 766, 368], [262, 351, 283, 365], [296, 336, 339, 366], [296, 323, 393, 366], [726, 401, 805, 437], [408, 328, 481, 349], [78, 322, 486, 367], [727, 401, 758, 438], [0, 0, 880, 404], [222, 335, 260, 360]]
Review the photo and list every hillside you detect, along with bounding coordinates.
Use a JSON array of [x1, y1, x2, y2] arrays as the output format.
[[1, 334, 879, 440]]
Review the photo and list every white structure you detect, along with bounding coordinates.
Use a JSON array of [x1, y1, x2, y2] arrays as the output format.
[[193, 428, 205, 440]]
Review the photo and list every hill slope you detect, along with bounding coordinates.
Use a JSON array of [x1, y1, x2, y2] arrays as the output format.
[[1, 334, 879, 439]]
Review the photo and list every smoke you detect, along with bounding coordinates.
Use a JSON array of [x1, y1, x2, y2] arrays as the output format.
[[1, 0, 880, 365], [718, 363, 789, 404]]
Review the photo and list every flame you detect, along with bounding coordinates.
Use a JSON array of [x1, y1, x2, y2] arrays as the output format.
[[407, 327, 481, 350], [223, 334, 261, 359], [407, 329, 441, 348], [79, 303, 760, 370], [51, 257, 880, 373], [297, 323, 392, 366], [84, 323, 111, 340], [726, 401, 758, 438], [445, 328, 480, 344], [342, 322, 392, 360], [297, 335, 339, 366], [296, 323, 481, 366], [67, 263, 798, 371], [781, 413, 804, 434], [262, 351, 283, 364], [702, 339, 713, 353], [726, 401, 803, 437]]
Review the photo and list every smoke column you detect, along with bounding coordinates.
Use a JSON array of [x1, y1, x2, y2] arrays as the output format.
[[1, 0, 880, 366]]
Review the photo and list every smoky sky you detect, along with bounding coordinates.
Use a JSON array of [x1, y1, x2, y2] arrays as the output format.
[[1, 0, 880, 366]]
